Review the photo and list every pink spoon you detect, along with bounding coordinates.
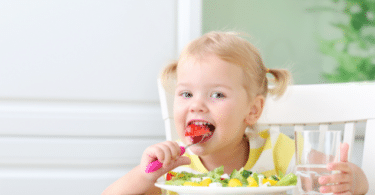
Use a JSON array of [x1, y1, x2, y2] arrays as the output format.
[[145, 133, 211, 173]]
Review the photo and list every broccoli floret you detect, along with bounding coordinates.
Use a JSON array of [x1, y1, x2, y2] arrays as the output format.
[[241, 170, 252, 179], [206, 166, 225, 182], [271, 175, 280, 181], [230, 168, 248, 185]]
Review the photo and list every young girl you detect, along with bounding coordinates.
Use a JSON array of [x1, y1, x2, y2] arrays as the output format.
[[102, 32, 368, 195]]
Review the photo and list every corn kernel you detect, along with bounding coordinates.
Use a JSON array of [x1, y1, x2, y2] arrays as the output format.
[[263, 179, 277, 186], [247, 177, 258, 187], [200, 178, 212, 187], [228, 178, 242, 187]]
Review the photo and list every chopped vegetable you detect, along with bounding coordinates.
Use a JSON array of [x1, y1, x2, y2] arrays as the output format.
[[271, 175, 280, 181], [191, 177, 202, 182], [257, 174, 265, 186], [276, 173, 297, 186], [263, 178, 277, 186], [166, 172, 175, 181], [247, 177, 258, 187], [229, 168, 247, 185], [228, 178, 242, 187], [200, 178, 212, 187], [241, 170, 252, 179], [251, 172, 259, 185], [220, 173, 230, 179], [207, 165, 224, 183]]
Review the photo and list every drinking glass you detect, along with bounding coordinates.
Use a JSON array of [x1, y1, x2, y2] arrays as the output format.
[[294, 130, 341, 195]]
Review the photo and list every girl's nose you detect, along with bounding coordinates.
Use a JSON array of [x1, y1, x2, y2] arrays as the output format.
[[189, 97, 208, 113]]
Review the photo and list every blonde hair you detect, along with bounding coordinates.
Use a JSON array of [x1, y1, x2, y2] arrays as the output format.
[[161, 31, 291, 100]]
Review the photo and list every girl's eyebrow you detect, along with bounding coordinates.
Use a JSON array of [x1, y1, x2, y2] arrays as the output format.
[[176, 83, 233, 90], [210, 84, 233, 90]]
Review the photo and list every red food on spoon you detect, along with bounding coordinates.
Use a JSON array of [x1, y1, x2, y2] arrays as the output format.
[[185, 124, 211, 144]]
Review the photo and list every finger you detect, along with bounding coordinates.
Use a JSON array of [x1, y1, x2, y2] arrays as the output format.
[[320, 183, 350, 194], [152, 146, 166, 163], [164, 141, 180, 159], [340, 142, 349, 163], [319, 173, 350, 185], [157, 144, 172, 167], [327, 162, 352, 173]]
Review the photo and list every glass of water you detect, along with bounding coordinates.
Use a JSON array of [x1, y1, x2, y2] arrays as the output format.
[[294, 130, 341, 195]]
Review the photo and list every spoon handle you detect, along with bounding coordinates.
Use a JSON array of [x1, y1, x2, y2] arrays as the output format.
[[145, 146, 186, 173]]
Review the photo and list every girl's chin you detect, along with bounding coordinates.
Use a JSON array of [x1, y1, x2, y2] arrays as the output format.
[[183, 138, 214, 155], [187, 146, 208, 155]]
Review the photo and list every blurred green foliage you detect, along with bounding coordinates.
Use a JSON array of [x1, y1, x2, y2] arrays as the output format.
[[311, 0, 375, 82]]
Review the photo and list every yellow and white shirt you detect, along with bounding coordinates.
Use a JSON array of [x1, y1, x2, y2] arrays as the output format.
[[161, 128, 296, 194]]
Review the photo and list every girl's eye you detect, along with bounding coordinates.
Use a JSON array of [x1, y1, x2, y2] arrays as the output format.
[[180, 91, 192, 98], [211, 92, 225, 99]]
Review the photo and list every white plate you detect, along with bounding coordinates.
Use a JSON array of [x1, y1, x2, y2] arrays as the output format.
[[155, 182, 296, 195]]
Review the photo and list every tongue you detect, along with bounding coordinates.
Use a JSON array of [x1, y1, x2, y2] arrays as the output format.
[[191, 135, 204, 144]]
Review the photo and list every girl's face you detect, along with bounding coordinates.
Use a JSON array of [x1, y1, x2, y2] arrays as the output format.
[[174, 54, 256, 156]]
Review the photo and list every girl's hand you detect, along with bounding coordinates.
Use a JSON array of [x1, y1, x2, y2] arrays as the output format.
[[318, 143, 355, 194], [140, 141, 191, 182]]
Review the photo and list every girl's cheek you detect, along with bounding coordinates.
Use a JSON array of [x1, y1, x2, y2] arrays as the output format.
[[215, 104, 231, 120]]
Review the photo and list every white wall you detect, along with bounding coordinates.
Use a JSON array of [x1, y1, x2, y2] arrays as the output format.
[[0, 1, 181, 194]]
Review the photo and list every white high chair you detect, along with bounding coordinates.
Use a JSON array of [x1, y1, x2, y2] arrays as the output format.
[[157, 78, 375, 194]]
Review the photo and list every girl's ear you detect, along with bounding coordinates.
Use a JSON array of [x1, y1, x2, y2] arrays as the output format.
[[245, 95, 265, 126]]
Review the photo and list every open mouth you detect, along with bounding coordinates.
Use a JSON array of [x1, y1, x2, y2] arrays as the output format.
[[185, 120, 215, 144]]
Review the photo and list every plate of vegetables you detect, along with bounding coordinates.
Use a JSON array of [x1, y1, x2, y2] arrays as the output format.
[[155, 166, 297, 194]]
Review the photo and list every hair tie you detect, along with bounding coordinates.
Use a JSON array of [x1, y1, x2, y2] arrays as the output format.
[[266, 68, 270, 73]]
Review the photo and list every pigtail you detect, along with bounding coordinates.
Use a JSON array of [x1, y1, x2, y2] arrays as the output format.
[[267, 68, 292, 98], [160, 60, 178, 93]]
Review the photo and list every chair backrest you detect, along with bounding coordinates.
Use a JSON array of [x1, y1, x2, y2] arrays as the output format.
[[157, 78, 375, 193]]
